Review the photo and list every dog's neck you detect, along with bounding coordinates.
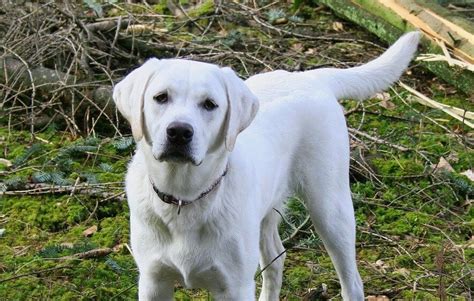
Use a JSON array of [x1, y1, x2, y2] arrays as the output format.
[[139, 141, 229, 201]]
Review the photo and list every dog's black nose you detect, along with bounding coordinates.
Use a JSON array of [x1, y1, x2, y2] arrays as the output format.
[[166, 122, 194, 145]]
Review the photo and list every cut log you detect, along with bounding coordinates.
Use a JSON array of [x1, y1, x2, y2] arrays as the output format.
[[317, 0, 474, 95]]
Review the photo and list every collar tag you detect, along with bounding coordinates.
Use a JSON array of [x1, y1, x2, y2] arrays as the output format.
[[177, 200, 183, 215]]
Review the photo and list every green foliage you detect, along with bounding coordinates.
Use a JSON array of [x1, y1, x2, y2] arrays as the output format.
[[83, 0, 104, 17], [32, 171, 71, 185], [4, 175, 26, 190], [99, 162, 113, 172], [112, 136, 134, 151], [221, 30, 244, 48], [13, 143, 42, 167], [266, 8, 286, 23], [38, 241, 95, 258]]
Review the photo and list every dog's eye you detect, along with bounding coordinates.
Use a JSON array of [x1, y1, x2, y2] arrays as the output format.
[[153, 93, 168, 104], [202, 99, 218, 111]]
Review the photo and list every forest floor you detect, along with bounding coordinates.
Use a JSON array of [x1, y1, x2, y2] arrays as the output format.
[[1, 1, 473, 300]]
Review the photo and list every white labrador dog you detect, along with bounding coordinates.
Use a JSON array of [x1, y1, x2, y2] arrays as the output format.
[[113, 32, 420, 300]]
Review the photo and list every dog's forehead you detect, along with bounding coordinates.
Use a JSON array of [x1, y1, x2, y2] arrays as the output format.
[[152, 59, 225, 96], [161, 59, 221, 81]]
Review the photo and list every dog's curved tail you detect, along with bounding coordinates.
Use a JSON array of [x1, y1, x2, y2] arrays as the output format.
[[310, 31, 421, 100]]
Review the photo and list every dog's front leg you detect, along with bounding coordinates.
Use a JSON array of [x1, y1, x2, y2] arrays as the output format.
[[138, 271, 174, 301], [212, 281, 256, 301]]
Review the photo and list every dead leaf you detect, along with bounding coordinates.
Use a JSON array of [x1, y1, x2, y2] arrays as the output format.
[[332, 21, 344, 31], [380, 99, 396, 110], [0, 158, 12, 167], [273, 17, 288, 25], [460, 169, 474, 181], [467, 236, 474, 249], [305, 48, 315, 55], [431, 157, 454, 173], [291, 43, 304, 53], [83, 225, 97, 237], [374, 259, 389, 273], [373, 92, 391, 101], [394, 267, 410, 278]]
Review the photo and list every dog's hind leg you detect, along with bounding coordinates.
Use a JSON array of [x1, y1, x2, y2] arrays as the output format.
[[302, 180, 364, 300], [258, 210, 286, 301]]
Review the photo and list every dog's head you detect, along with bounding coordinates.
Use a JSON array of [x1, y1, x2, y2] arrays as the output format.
[[113, 58, 259, 165]]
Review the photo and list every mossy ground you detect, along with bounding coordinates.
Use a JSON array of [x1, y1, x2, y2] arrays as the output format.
[[1, 1, 473, 300]]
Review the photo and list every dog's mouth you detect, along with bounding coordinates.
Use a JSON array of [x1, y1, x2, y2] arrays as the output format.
[[156, 146, 200, 165]]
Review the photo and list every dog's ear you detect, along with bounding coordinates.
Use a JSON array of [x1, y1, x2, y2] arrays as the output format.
[[113, 58, 161, 142], [221, 67, 259, 151]]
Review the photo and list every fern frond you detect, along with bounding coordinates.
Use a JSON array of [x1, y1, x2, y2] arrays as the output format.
[[112, 137, 134, 150]]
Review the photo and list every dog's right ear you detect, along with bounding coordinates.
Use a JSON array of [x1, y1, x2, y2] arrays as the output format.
[[113, 58, 161, 142]]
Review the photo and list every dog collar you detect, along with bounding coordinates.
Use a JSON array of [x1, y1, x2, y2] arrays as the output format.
[[149, 166, 228, 215]]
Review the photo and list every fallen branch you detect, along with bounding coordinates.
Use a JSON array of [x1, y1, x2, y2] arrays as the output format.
[[86, 18, 130, 33], [0, 265, 73, 284], [1, 182, 125, 201], [59, 247, 113, 260]]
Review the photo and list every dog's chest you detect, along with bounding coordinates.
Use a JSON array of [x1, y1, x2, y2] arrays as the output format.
[[155, 231, 244, 290], [160, 236, 241, 291]]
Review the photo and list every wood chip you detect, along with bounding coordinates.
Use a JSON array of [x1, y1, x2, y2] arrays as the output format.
[[82, 225, 97, 237]]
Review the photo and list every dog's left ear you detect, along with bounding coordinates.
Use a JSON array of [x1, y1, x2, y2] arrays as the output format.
[[221, 67, 259, 151], [113, 58, 161, 142]]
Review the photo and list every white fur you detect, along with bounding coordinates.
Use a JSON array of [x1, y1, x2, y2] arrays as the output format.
[[113, 32, 420, 300]]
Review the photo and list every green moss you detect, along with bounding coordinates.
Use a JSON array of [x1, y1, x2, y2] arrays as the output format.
[[187, 0, 215, 18], [91, 216, 130, 248], [152, 0, 169, 14], [371, 157, 425, 178], [285, 265, 312, 291], [2, 196, 88, 234]]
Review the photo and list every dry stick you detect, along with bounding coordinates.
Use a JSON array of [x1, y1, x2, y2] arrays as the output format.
[[390, 87, 456, 136], [348, 127, 410, 152], [1, 46, 37, 139], [107, 16, 123, 72], [59, 247, 113, 261], [2, 183, 125, 200], [255, 249, 288, 278], [0, 265, 73, 284], [399, 82, 474, 128], [282, 215, 311, 244], [86, 18, 130, 33]]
